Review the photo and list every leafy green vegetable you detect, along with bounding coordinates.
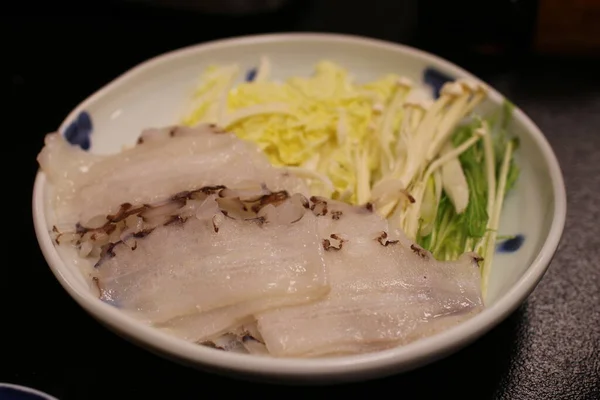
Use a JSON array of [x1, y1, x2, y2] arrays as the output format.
[[418, 100, 519, 263], [493, 101, 520, 192], [505, 158, 520, 193], [418, 195, 482, 260]]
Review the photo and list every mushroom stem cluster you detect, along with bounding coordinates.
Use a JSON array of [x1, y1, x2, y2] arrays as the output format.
[[370, 79, 489, 239]]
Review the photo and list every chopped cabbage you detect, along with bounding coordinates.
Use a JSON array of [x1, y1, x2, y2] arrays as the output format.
[[183, 61, 408, 204]]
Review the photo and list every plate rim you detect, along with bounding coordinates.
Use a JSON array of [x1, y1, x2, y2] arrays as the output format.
[[0, 383, 58, 400], [31, 32, 568, 379]]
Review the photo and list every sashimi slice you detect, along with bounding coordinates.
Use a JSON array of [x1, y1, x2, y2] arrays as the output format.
[[37, 123, 307, 228], [256, 198, 483, 357], [94, 195, 329, 339], [157, 292, 312, 344], [39, 122, 484, 357], [181, 321, 268, 355]]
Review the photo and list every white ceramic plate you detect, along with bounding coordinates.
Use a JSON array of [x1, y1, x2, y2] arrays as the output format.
[[32, 33, 566, 383], [0, 383, 58, 400]]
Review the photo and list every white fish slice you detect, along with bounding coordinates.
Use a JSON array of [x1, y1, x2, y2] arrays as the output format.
[[37, 123, 308, 228], [178, 321, 268, 355], [256, 202, 483, 358], [95, 197, 329, 340], [157, 292, 313, 344]]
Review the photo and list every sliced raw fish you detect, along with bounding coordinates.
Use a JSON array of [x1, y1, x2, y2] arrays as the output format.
[[256, 199, 483, 357], [39, 123, 484, 357], [94, 195, 328, 340], [52, 184, 307, 260], [157, 293, 309, 345], [37, 123, 307, 228], [192, 322, 269, 355]]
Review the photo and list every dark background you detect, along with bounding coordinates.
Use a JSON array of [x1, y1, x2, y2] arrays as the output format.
[[3, 0, 600, 399]]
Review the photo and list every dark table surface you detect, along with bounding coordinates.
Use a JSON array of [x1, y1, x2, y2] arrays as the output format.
[[3, 1, 600, 399]]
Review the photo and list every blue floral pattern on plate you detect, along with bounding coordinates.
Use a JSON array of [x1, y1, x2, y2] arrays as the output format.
[[245, 67, 257, 82], [422, 67, 454, 99], [63, 111, 93, 150], [497, 234, 525, 253]]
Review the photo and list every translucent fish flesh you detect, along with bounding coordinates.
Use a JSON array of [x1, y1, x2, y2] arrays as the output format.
[[37, 124, 307, 228], [38, 123, 484, 358], [255, 198, 483, 357], [93, 194, 328, 340]]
